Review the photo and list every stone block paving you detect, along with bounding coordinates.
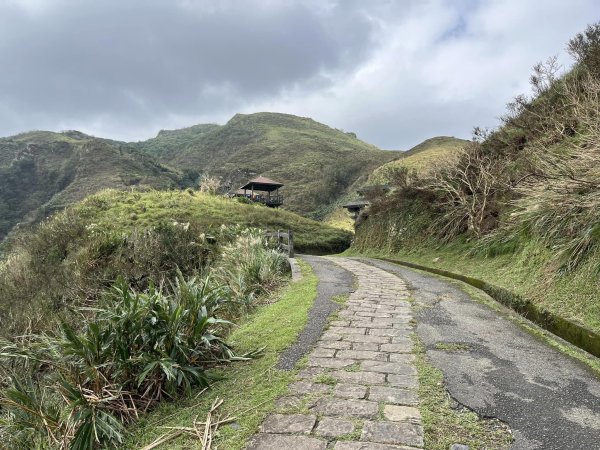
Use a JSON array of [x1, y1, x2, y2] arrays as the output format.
[[246, 258, 424, 450]]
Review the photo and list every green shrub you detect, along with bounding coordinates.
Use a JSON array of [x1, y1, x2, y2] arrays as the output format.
[[0, 225, 290, 449], [0, 217, 218, 337], [216, 229, 289, 310], [0, 274, 248, 449]]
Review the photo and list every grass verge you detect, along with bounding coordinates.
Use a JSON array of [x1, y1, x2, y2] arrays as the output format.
[[413, 334, 513, 450], [347, 243, 600, 336], [123, 259, 318, 449]]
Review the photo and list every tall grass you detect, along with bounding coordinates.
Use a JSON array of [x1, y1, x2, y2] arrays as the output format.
[[0, 230, 289, 449], [357, 23, 600, 275], [216, 228, 289, 310]]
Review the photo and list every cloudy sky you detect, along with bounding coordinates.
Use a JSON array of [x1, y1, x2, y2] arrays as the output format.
[[0, 0, 598, 149]]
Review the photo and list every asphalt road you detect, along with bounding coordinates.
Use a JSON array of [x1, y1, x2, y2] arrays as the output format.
[[360, 257, 600, 450]]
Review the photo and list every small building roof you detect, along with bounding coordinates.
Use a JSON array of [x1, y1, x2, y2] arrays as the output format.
[[343, 199, 370, 209], [240, 176, 284, 192]]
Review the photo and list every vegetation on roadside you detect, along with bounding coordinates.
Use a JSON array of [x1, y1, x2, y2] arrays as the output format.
[[0, 229, 291, 449], [0, 189, 350, 338], [413, 335, 512, 449], [353, 23, 600, 333], [124, 259, 318, 450]]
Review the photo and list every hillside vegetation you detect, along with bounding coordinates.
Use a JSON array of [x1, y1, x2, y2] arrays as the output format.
[[369, 136, 468, 184], [321, 136, 469, 233], [134, 112, 397, 218], [0, 189, 351, 337], [0, 221, 295, 449], [0, 188, 349, 447], [353, 23, 600, 334], [0, 113, 396, 242], [0, 131, 182, 241]]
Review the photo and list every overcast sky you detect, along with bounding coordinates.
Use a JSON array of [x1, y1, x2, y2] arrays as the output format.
[[0, 0, 598, 149]]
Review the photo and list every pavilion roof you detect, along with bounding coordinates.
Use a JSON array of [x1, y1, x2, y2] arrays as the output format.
[[240, 176, 284, 192]]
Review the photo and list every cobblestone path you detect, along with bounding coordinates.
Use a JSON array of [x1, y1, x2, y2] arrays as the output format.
[[246, 257, 423, 450]]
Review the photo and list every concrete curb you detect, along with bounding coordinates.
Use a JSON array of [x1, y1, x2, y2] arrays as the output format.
[[288, 257, 302, 281]]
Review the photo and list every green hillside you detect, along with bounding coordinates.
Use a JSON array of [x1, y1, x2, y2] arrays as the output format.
[[369, 136, 468, 183], [0, 189, 351, 337], [352, 24, 600, 334], [0, 113, 396, 241], [73, 189, 352, 254], [0, 130, 183, 240], [133, 112, 397, 217]]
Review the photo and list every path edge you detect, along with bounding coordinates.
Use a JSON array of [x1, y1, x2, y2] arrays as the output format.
[[288, 257, 302, 281]]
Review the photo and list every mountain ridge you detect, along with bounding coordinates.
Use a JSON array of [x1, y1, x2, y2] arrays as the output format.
[[0, 130, 183, 241], [0, 112, 398, 241]]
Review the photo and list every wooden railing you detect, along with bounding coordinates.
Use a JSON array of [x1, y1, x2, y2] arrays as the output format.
[[265, 229, 294, 257], [264, 193, 284, 206], [254, 193, 284, 207]]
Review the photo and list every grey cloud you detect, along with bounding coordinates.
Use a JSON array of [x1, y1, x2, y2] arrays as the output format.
[[0, 0, 377, 138], [0, 0, 598, 147]]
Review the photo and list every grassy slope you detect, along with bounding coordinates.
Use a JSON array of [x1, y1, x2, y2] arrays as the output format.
[[0, 113, 396, 241], [72, 189, 352, 254], [135, 112, 398, 218], [321, 137, 469, 234], [369, 136, 468, 183], [350, 233, 600, 334], [0, 130, 182, 240], [124, 259, 318, 449], [0, 189, 349, 336], [323, 207, 355, 232]]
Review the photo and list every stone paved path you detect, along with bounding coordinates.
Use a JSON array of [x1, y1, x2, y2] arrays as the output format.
[[246, 257, 423, 450]]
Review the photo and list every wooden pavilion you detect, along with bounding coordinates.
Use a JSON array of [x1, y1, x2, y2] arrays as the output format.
[[236, 176, 284, 207]]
